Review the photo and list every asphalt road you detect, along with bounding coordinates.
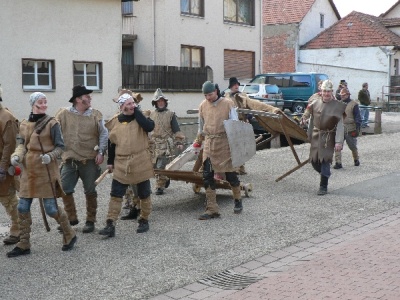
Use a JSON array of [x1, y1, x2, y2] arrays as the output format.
[[1, 112, 400, 300]]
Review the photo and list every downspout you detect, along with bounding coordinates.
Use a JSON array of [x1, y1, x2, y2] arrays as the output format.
[[152, 0, 156, 65]]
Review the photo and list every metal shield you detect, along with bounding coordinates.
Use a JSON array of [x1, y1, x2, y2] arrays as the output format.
[[223, 119, 256, 167]]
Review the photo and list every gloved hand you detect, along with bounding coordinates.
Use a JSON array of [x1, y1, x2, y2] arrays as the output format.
[[0, 167, 6, 182], [10, 156, 20, 167], [192, 141, 202, 155], [350, 130, 358, 137], [40, 154, 51, 165]]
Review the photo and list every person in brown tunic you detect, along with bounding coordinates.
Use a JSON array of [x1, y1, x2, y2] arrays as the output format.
[[301, 80, 346, 195], [7, 92, 76, 257], [55, 85, 108, 234], [99, 93, 155, 237], [333, 88, 362, 169], [193, 81, 243, 220], [150, 88, 185, 195], [0, 86, 20, 245]]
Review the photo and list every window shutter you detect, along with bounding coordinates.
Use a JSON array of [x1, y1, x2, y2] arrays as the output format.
[[224, 50, 255, 79]]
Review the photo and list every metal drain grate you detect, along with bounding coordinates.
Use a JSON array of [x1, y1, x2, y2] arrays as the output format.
[[198, 270, 263, 290]]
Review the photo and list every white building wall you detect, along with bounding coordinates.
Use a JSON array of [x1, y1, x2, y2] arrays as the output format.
[[131, 0, 262, 88], [299, 0, 339, 46], [382, 6, 400, 18], [0, 0, 122, 120], [298, 47, 391, 101]]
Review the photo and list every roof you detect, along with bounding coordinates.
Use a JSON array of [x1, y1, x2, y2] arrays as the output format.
[[380, 0, 400, 17], [263, 0, 340, 25], [380, 18, 400, 27], [301, 11, 400, 49]]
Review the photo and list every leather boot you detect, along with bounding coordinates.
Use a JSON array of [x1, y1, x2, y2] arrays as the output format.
[[7, 212, 32, 258], [199, 188, 220, 220], [352, 150, 360, 166], [137, 218, 149, 233], [231, 185, 243, 214], [317, 176, 329, 195], [138, 197, 152, 220], [83, 193, 97, 233], [2, 191, 20, 245], [121, 205, 140, 220], [99, 219, 115, 237], [52, 207, 77, 251], [61, 193, 79, 225]]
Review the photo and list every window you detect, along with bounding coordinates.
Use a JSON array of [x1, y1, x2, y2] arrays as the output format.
[[122, 1, 133, 15], [224, 49, 255, 79], [181, 0, 204, 17], [181, 45, 204, 68], [224, 0, 254, 26], [73, 62, 102, 90], [395, 59, 399, 75], [292, 75, 311, 87], [22, 59, 55, 90], [268, 76, 290, 87], [320, 14, 325, 28]]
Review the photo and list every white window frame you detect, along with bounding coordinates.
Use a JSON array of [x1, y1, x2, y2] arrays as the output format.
[[73, 62, 102, 90], [22, 59, 54, 90]]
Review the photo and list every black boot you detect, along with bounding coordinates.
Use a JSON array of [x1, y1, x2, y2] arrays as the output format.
[[317, 176, 329, 195], [62, 235, 77, 251], [7, 246, 31, 258], [233, 199, 243, 214], [165, 179, 171, 189], [333, 163, 342, 169], [82, 221, 95, 233], [137, 218, 149, 233], [155, 188, 164, 195], [98, 219, 115, 237], [121, 206, 140, 220], [354, 159, 360, 166]]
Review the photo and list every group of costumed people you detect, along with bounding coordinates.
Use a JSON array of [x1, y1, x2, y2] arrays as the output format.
[[0, 77, 358, 257]]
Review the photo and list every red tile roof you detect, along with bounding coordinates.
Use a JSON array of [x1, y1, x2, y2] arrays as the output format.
[[301, 11, 400, 49], [263, 0, 340, 24]]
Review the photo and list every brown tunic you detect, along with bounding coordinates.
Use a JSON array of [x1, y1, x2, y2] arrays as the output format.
[[343, 100, 357, 132], [308, 98, 346, 163], [199, 98, 236, 173], [0, 105, 19, 196], [106, 115, 154, 185], [55, 108, 101, 161], [18, 118, 63, 198]]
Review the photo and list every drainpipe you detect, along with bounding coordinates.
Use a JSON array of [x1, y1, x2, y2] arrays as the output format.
[[152, 0, 156, 65]]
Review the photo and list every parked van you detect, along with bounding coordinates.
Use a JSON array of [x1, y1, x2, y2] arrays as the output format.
[[250, 72, 329, 113]]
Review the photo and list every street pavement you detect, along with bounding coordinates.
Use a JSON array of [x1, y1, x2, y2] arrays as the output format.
[[1, 112, 400, 300]]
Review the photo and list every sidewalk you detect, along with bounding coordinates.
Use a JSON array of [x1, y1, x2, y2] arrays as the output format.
[[151, 207, 400, 300]]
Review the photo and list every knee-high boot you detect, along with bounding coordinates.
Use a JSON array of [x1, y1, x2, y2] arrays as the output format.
[[231, 185, 243, 214], [99, 196, 123, 237], [317, 175, 329, 195], [199, 188, 220, 220], [7, 212, 32, 257], [137, 197, 152, 233], [61, 193, 79, 225], [352, 150, 360, 166], [1, 191, 20, 244], [82, 193, 97, 233], [52, 207, 77, 251]]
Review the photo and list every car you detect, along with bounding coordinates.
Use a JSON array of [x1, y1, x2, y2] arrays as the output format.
[[250, 72, 329, 113], [240, 83, 283, 100]]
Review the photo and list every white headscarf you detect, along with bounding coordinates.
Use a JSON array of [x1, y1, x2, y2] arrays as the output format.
[[117, 93, 133, 107], [29, 92, 46, 106]]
